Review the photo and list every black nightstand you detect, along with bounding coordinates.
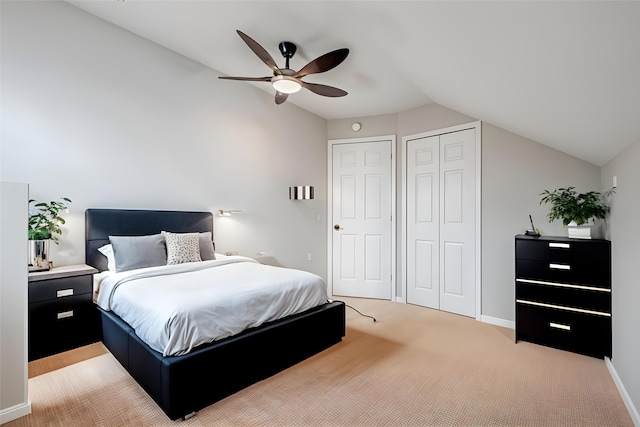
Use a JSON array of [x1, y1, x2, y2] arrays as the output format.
[[28, 264, 100, 361]]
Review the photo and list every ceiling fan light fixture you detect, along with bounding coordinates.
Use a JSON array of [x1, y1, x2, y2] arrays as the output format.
[[271, 75, 302, 94], [223, 31, 349, 104]]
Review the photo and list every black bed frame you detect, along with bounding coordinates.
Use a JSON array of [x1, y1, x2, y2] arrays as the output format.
[[85, 209, 346, 420]]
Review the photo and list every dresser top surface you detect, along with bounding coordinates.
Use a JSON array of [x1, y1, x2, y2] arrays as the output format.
[[515, 234, 610, 244]]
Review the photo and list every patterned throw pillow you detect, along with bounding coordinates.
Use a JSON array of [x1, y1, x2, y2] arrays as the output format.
[[163, 232, 202, 265]]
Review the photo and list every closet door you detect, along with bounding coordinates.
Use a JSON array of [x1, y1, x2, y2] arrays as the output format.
[[405, 126, 478, 318], [406, 135, 440, 309], [438, 128, 476, 317]]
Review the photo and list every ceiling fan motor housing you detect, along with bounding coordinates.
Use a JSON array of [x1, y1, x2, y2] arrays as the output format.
[[278, 41, 297, 59]]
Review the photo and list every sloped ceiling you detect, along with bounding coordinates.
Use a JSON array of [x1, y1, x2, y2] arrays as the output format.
[[66, 1, 640, 166]]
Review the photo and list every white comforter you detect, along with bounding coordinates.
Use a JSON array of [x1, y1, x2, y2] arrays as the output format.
[[96, 256, 328, 356]]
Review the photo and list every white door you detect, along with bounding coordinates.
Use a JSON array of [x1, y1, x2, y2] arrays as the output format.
[[405, 126, 478, 317], [331, 139, 393, 300], [438, 129, 476, 316], [406, 135, 440, 309]]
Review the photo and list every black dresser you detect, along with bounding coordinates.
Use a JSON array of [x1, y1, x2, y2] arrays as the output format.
[[515, 235, 611, 359], [28, 264, 100, 361]]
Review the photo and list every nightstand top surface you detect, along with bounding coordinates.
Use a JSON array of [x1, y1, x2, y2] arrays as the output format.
[[28, 264, 99, 282]]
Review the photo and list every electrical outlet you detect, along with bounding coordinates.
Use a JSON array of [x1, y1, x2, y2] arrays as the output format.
[[307, 252, 312, 261]]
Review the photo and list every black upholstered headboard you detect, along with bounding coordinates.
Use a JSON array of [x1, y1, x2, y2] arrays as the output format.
[[85, 209, 214, 272]]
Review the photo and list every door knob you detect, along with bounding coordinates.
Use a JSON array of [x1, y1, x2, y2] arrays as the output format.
[[334, 224, 341, 231]]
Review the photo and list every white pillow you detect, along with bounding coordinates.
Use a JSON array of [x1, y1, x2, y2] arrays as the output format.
[[98, 244, 116, 271], [163, 231, 202, 265]]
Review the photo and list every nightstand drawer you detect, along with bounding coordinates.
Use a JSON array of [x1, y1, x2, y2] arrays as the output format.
[[516, 281, 611, 313], [29, 294, 94, 325], [516, 303, 611, 358], [29, 296, 98, 360], [516, 259, 610, 289], [29, 274, 92, 303]]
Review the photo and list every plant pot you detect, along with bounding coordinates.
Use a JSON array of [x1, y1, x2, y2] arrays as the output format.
[[567, 221, 592, 239], [29, 239, 51, 270]]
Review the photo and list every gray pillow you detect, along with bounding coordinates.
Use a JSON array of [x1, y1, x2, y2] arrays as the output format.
[[199, 232, 216, 261], [109, 234, 167, 272]]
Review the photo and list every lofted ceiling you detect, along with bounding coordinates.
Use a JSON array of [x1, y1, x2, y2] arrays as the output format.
[[66, 1, 640, 166]]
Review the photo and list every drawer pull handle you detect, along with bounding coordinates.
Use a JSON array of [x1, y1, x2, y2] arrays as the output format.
[[57, 289, 74, 297], [550, 322, 571, 331], [57, 310, 74, 320], [549, 242, 570, 249], [549, 263, 571, 270]]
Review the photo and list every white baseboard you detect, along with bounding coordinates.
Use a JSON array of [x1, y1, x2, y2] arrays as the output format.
[[605, 357, 640, 427], [395, 303, 515, 329], [480, 314, 515, 330], [0, 401, 31, 425]]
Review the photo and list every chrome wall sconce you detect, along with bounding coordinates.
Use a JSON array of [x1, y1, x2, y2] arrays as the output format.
[[218, 210, 242, 216], [289, 186, 314, 200]]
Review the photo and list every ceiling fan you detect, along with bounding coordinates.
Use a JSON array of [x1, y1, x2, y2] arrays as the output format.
[[219, 30, 349, 105]]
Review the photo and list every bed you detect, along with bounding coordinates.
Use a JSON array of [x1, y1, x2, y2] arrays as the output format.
[[85, 208, 345, 420]]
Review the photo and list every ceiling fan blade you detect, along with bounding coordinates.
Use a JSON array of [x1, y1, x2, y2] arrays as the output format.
[[218, 76, 272, 82], [300, 81, 348, 97], [275, 92, 289, 105], [294, 48, 349, 78], [236, 30, 281, 75]]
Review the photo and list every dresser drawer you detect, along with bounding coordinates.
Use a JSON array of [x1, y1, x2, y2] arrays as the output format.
[[516, 281, 611, 313], [515, 239, 610, 264], [516, 303, 611, 358], [29, 274, 93, 303], [516, 259, 610, 289]]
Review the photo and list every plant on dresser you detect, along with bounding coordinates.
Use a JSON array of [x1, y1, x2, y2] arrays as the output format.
[[28, 197, 71, 270], [514, 235, 611, 359], [539, 187, 613, 239]]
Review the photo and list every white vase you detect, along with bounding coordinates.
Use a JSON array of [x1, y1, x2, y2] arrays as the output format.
[[567, 221, 592, 239], [29, 239, 51, 270]]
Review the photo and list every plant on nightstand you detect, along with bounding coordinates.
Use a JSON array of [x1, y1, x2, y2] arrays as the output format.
[[539, 187, 613, 239], [28, 197, 72, 270]]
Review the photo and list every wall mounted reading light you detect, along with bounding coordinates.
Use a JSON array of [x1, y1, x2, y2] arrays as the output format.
[[218, 210, 242, 216], [289, 186, 314, 200]]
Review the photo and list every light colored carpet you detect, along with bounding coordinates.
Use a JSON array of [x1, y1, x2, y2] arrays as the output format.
[[6, 297, 632, 426]]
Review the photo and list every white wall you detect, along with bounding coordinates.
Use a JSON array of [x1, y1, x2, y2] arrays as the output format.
[[602, 138, 640, 421], [1, 1, 328, 278], [329, 103, 602, 322], [480, 122, 602, 320], [0, 182, 31, 424]]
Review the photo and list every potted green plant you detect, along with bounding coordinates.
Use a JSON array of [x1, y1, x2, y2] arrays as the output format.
[[539, 187, 612, 239], [28, 197, 72, 270]]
